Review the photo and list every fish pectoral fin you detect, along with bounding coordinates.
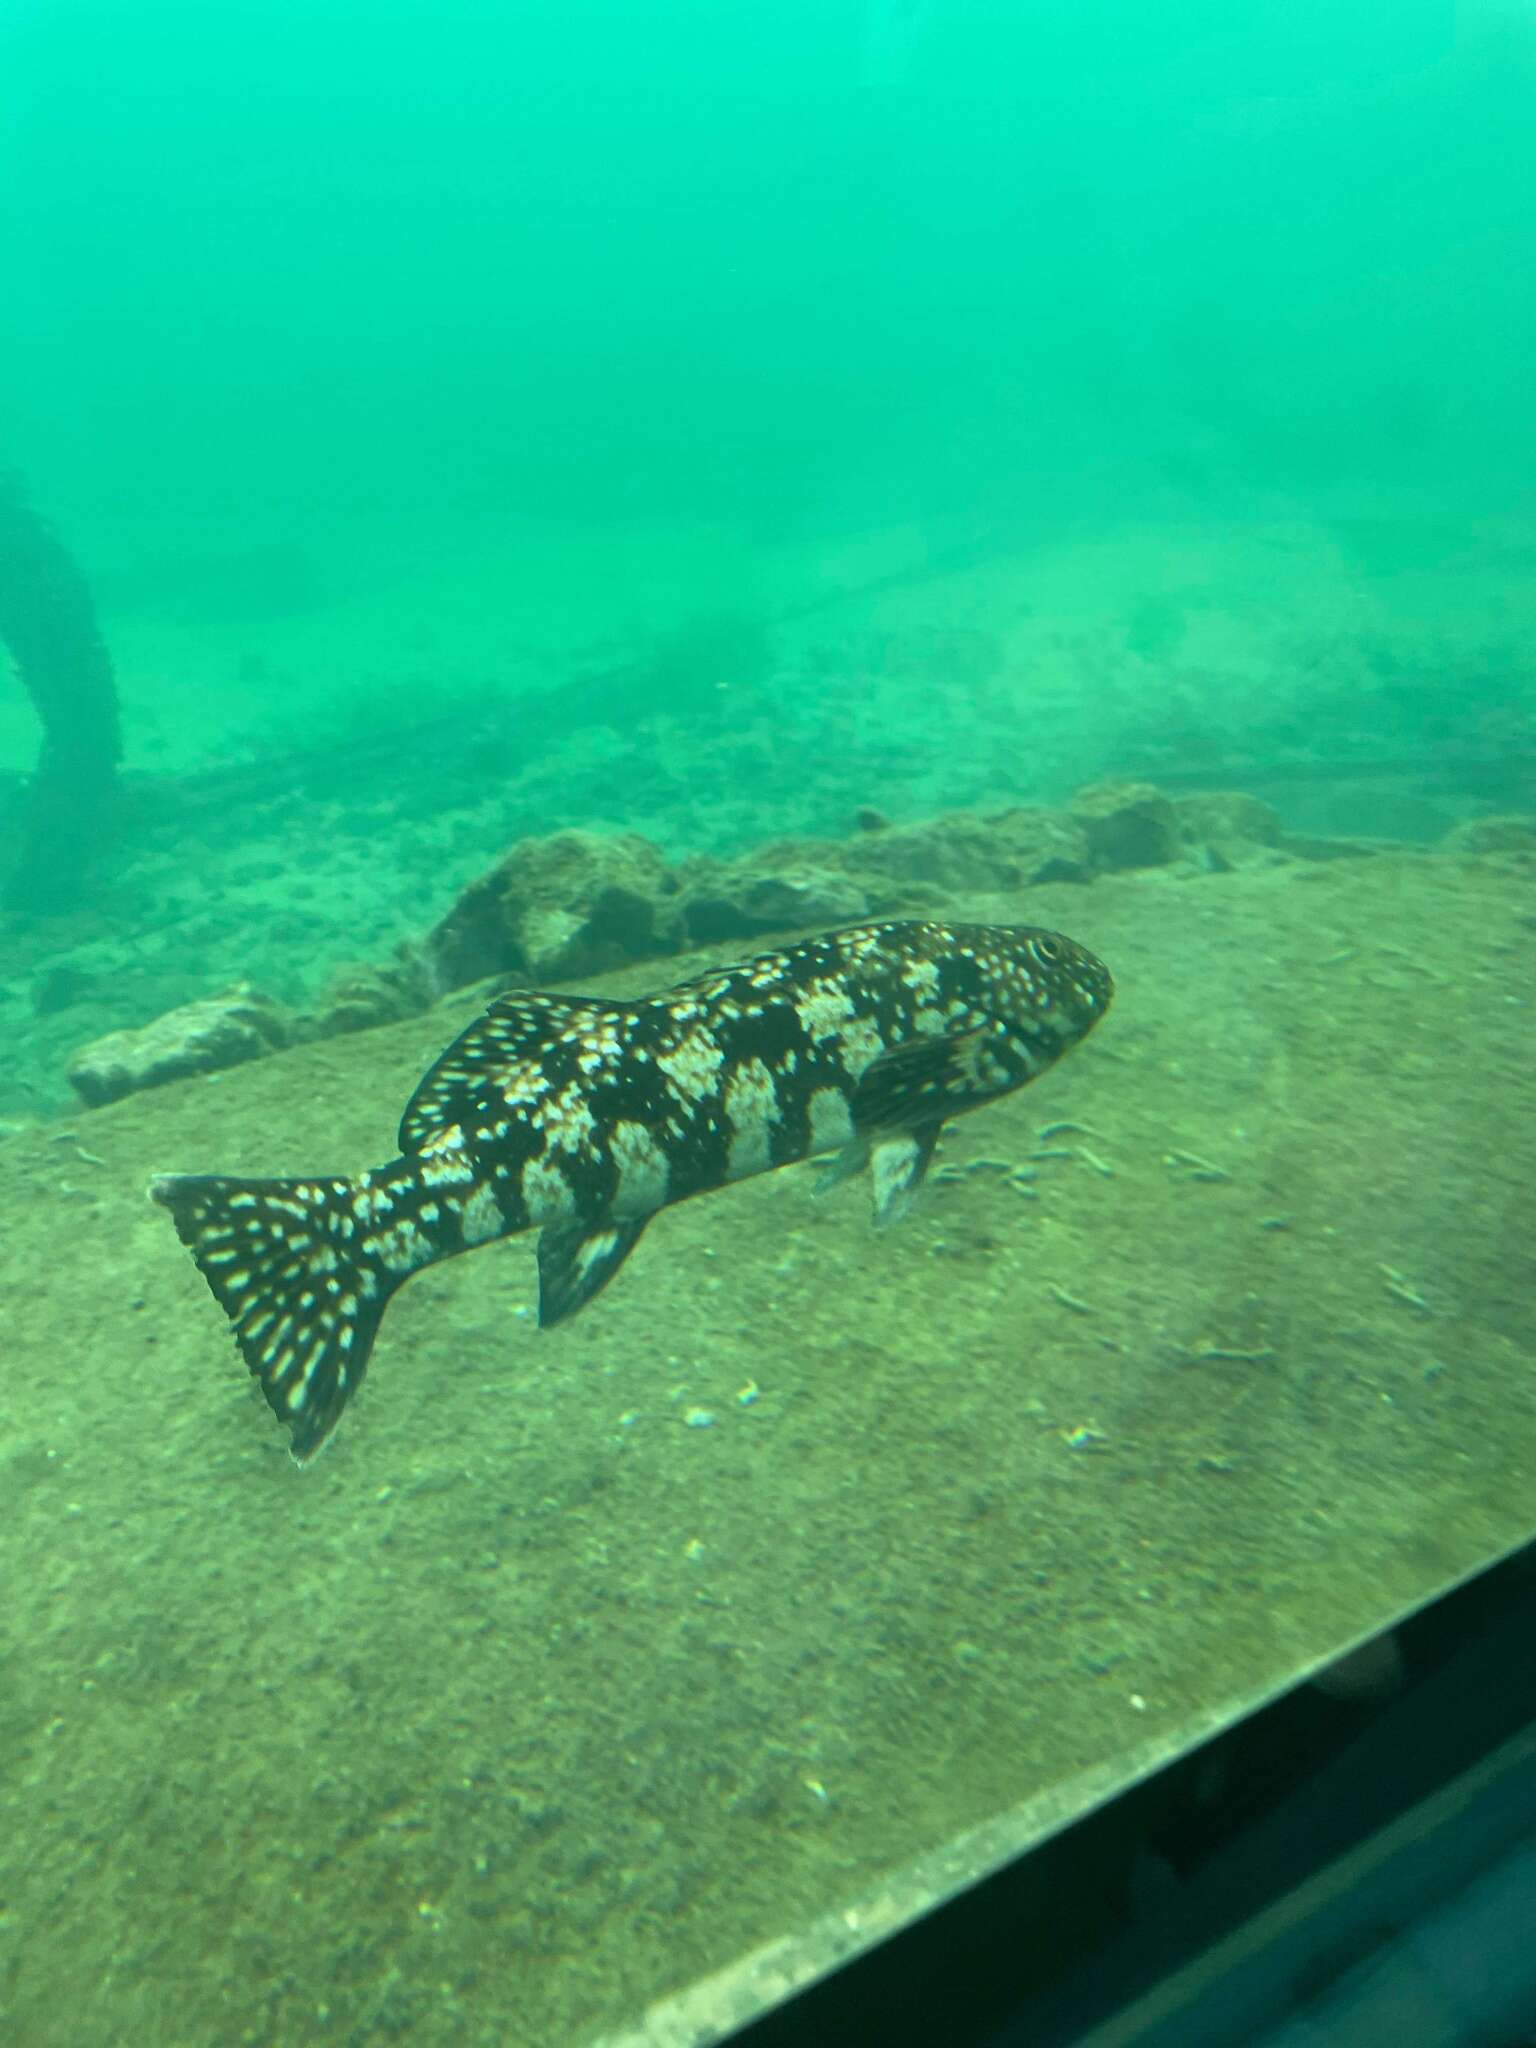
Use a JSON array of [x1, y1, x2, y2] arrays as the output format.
[[868, 1121, 943, 1228], [851, 1028, 990, 1131], [811, 1137, 869, 1198], [536, 1216, 650, 1327]]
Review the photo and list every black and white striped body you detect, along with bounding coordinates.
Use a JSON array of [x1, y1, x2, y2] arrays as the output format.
[[152, 919, 1112, 1461]]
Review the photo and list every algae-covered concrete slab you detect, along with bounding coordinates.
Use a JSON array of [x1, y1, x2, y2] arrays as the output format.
[[1, 851, 1532, 2046]]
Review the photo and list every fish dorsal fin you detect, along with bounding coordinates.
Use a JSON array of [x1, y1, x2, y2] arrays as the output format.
[[398, 990, 642, 1153], [536, 1215, 650, 1326], [850, 1028, 991, 1134]]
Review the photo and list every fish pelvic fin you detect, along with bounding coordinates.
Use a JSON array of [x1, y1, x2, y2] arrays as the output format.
[[150, 1172, 396, 1462], [868, 1121, 943, 1228]]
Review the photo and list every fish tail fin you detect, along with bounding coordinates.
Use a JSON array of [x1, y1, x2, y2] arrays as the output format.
[[150, 1171, 395, 1461]]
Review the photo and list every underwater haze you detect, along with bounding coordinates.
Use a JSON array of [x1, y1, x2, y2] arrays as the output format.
[[2, 2, 1532, 791], [1, 3, 1535, 2045]]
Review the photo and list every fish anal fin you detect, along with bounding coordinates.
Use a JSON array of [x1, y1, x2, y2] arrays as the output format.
[[537, 1216, 650, 1327]]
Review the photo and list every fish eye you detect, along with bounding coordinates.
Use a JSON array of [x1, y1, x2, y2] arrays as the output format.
[[1029, 934, 1065, 965]]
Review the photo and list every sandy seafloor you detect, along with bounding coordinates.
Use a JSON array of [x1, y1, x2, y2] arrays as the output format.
[[1, 845, 1534, 2046]]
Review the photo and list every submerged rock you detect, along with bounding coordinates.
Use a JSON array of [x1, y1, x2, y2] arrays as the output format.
[[678, 863, 870, 943], [67, 984, 293, 1107], [672, 805, 1093, 939], [1172, 791, 1284, 849], [1441, 814, 1536, 857], [1070, 780, 1183, 870], [308, 948, 436, 1039], [977, 807, 1095, 886], [51, 779, 1388, 1106], [842, 806, 1091, 895], [1280, 833, 1411, 862], [1172, 791, 1290, 873], [424, 828, 683, 990]]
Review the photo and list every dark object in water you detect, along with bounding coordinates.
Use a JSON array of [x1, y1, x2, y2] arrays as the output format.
[[152, 919, 1113, 1462], [0, 475, 122, 913]]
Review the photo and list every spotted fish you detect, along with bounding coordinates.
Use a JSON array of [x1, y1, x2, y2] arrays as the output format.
[[151, 919, 1112, 1460]]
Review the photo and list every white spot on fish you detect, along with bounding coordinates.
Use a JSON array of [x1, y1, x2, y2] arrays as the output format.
[[723, 1056, 781, 1181], [521, 1152, 578, 1221], [808, 1087, 854, 1151], [351, 1181, 395, 1225], [656, 1027, 725, 1103], [537, 1079, 598, 1154], [458, 1183, 503, 1245], [609, 1119, 670, 1216], [497, 1059, 550, 1108], [833, 1014, 885, 1079], [365, 1219, 435, 1273], [794, 979, 856, 1043], [420, 1149, 475, 1189]]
